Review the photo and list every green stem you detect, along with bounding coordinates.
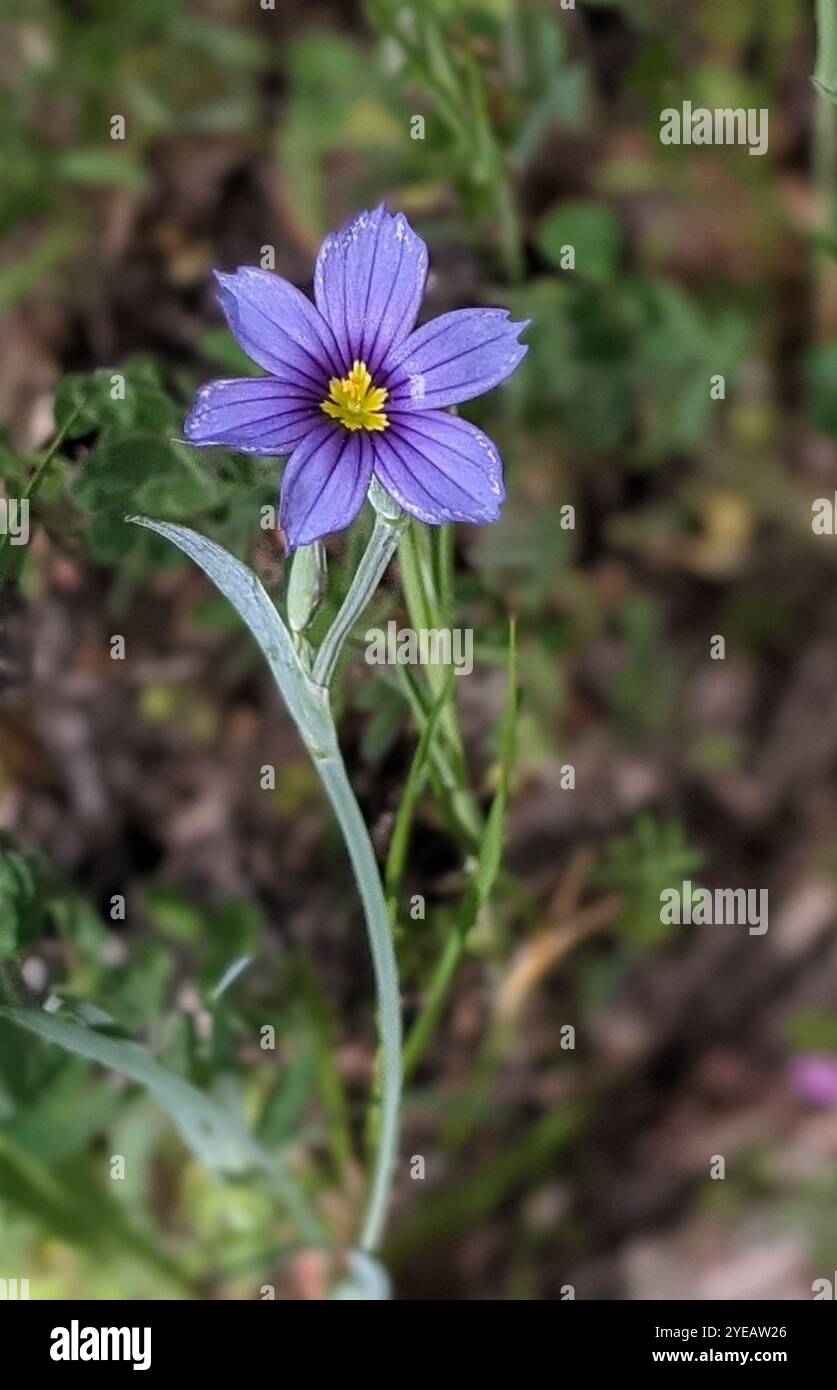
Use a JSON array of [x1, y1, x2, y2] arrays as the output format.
[[398, 523, 483, 844], [816, 0, 837, 100], [384, 668, 456, 921], [312, 511, 404, 688], [315, 751, 401, 1252], [815, 0, 837, 250], [404, 618, 516, 1077], [130, 516, 403, 1255], [307, 503, 407, 1249], [403, 925, 464, 1079]]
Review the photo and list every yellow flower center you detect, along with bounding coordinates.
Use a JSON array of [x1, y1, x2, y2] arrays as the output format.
[[321, 360, 389, 432]]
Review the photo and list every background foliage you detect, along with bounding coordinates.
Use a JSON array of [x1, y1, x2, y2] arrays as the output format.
[[1, 0, 837, 1299]]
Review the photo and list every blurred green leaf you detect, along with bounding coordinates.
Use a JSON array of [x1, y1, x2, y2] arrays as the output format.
[[103, 943, 172, 1032], [2, 1006, 258, 1175], [787, 1010, 837, 1053], [591, 814, 704, 948], [807, 341, 837, 436], [471, 503, 574, 609], [50, 894, 108, 957], [200, 898, 263, 998], [143, 884, 206, 944], [0, 849, 52, 960], [55, 363, 177, 439], [0, 225, 82, 313], [510, 9, 589, 163], [539, 202, 622, 284], [198, 329, 259, 376], [354, 677, 406, 764], [73, 436, 182, 513], [2, 1063, 124, 1164], [610, 595, 676, 735], [56, 148, 147, 190], [173, 16, 267, 71]]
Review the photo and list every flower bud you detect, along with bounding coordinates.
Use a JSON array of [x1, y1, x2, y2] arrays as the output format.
[[368, 476, 403, 525], [286, 541, 326, 634]]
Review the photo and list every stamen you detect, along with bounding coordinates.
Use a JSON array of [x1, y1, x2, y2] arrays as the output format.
[[321, 360, 389, 432]]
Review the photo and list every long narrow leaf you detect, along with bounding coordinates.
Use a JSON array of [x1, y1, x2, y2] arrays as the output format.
[[403, 619, 518, 1077], [128, 517, 336, 756], [3, 1004, 325, 1243], [463, 615, 518, 915], [4, 1006, 259, 1174], [394, 663, 482, 849], [385, 667, 457, 920], [127, 515, 397, 1252]]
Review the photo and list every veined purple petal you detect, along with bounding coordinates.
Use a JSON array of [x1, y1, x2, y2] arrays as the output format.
[[314, 205, 429, 376], [383, 309, 529, 411], [280, 423, 374, 550], [184, 377, 321, 455], [214, 267, 342, 391], [372, 411, 505, 525]]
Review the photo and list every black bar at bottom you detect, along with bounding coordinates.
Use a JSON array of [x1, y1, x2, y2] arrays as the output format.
[[3, 1297, 832, 1376]]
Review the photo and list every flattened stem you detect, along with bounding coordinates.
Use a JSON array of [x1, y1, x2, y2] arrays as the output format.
[[315, 751, 402, 1252], [129, 516, 403, 1253], [312, 508, 405, 688]]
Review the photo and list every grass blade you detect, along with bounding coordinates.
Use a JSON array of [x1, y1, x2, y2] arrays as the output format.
[[385, 667, 457, 923], [403, 618, 518, 1077]]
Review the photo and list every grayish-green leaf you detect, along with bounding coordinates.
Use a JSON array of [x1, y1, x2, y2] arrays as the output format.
[[3, 1006, 258, 1175], [127, 518, 337, 755]]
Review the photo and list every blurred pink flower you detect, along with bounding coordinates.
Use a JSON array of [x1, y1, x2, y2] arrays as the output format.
[[789, 1053, 837, 1107]]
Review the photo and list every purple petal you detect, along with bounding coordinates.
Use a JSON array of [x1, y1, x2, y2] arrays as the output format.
[[214, 267, 342, 391], [184, 377, 322, 455], [280, 424, 374, 550], [383, 309, 529, 411], [314, 205, 429, 376], [372, 411, 505, 525]]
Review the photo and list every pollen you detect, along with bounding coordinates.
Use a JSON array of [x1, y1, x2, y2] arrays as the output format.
[[321, 360, 389, 432]]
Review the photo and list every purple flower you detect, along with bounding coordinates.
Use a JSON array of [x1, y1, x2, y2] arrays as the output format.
[[185, 205, 529, 550], [789, 1054, 837, 1108]]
